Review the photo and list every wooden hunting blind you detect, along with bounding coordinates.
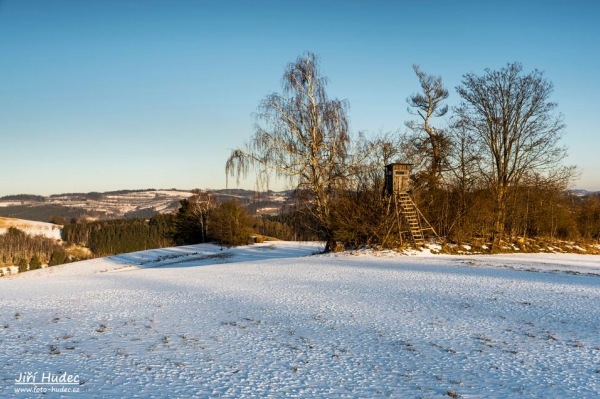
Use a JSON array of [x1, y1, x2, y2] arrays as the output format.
[[385, 163, 412, 195], [383, 163, 440, 246]]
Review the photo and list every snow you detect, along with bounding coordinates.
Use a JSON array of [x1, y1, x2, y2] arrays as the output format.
[[0, 202, 24, 208], [1, 243, 599, 398], [451, 253, 600, 276]]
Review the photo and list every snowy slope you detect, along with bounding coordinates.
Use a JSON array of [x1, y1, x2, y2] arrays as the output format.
[[0, 217, 62, 240], [0, 243, 599, 398]]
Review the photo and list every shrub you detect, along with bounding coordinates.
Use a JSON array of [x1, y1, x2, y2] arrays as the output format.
[[48, 250, 67, 266], [17, 258, 28, 273], [29, 255, 42, 270]]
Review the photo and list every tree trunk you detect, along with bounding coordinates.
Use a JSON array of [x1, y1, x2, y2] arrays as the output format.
[[491, 188, 506, 252]]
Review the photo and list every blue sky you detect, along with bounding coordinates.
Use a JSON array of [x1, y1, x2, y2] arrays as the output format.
[[1, 0, 598, 196]]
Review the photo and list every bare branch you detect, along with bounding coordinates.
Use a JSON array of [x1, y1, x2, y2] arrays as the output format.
[[406, 65, 449, 188]]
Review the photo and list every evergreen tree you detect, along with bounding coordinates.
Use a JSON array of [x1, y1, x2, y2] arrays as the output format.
[[49, 249, 67, 266], [17, 258, 28, 273], [29, 255, 42, 270], [173, 198, 207, 245], [209, 200, 254, 247]]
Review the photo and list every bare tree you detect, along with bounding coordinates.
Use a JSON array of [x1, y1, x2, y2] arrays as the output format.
[[406, 65, 449, 188], [444, 122, 481, 240], [189, 189, 214, 243], [455, 62, 573, 250], [173, 190, 215, 244], [226, 52, 350, 252]]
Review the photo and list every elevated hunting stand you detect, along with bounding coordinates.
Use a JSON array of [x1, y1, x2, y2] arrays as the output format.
[[384, 163, 440, 247]]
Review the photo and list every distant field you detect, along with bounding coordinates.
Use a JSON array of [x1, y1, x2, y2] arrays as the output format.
[[0, 217, 62, 240], [0, 190, 193, 222], [0, 189, 288, 222], [0, 204, 96, 223]]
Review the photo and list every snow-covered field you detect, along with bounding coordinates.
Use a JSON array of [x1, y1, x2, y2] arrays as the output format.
[[1, 242, 599, 398]]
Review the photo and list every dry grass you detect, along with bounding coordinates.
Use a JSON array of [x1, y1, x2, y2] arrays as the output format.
[[0, 217, 27, 229], [0, 217, 61, 230], [254, 235, 282, 242], [439, 238, 600, 255], [64, 243, 92, 259]]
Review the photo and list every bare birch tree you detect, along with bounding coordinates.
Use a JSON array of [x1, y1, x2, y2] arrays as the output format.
[[226, 52, 350, 252], [189, 189, 214, 243], [455, 62, 572, 250]]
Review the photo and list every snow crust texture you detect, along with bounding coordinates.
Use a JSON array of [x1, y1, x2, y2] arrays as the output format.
[[1, 242, 599, 398]]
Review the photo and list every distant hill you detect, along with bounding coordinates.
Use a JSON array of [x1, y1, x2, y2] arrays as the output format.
[[568, 189, 599, 197], [0, 189, 195, 223], [0, 189, 290, 223], [0, 194, 46, 202], [0, 217, 62, 240]]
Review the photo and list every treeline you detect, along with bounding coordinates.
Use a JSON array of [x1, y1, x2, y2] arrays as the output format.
[[62, 214, 175, 256], [426, 186, 600, 243], [59, 195, 264, 254], [49, 189, 158, 198], [173, 191, 331, 245], [0, 194, 46, 202], [0, 227, 68, 272], [175, 180, 600, 251], [222, 52, 594, 252], [172, 192, 254, 247], [577, 193, 600, 240], [325, 182, 600, 249]]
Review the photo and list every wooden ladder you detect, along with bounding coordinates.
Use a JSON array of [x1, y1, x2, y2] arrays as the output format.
[[396, 192, 440, 246]]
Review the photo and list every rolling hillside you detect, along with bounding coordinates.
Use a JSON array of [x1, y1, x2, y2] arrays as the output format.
[[0, 217, 62, 240], [0, 189, 289, 222]]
